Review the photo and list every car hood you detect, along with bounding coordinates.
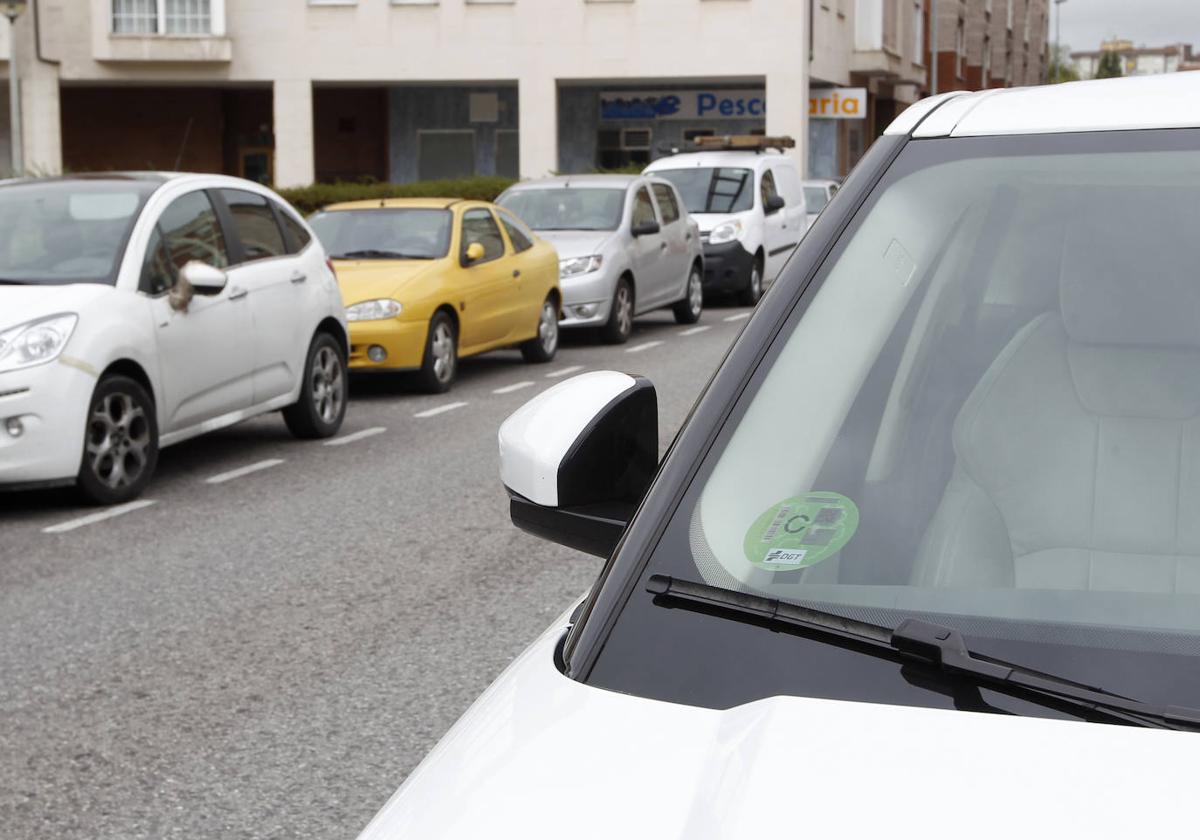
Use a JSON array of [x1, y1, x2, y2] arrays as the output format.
[[535, 230, 614, 260], [0, 283, 114, 329], [356, 612, 1195, 840], [333, 260, 441, 306], [690, 211, 750, 235]]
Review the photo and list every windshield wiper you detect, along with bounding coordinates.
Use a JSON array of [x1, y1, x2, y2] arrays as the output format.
[[331, 249, 432, 260], [647, 575, 1200, 731]]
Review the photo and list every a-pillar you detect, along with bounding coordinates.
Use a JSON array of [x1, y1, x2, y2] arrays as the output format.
[[273, 79, 314, 188], [518, 74, 557, 181]]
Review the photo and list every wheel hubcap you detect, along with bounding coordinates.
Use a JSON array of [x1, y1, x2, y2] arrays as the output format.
[[86, 392, 150, 490], [539, 302, 559, 354], [310, 345, 344, 424], [432, 323, 455, 382], [689, 271, 703, 315], [752, 266, 762, 296], [616, 287, 633, 336]]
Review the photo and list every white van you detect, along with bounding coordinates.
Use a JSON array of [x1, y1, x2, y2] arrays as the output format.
[[644, 137, 807, 304]]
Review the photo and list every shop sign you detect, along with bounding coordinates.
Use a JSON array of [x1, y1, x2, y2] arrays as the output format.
[[600, 90, 766, 121], [809, 87, 867, 119]]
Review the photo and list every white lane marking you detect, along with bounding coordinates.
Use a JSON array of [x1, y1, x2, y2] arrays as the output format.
[[324, 426, 387, 447], [546, 365, 585, 379], [205, 458, 285, 485], [493, 381, 535, 395], [723, 312, 751, 322], [414, 401, 468, 419], [626, 341, 664, 354], [42, 500, 158, 535], [679, 325, 711, 336]]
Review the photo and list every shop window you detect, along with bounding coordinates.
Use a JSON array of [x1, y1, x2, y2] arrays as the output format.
[[419, 131, 476, 181], [496, 130, 519, 179], [596, 127, 652, 170], [684, 128, 715, 144]]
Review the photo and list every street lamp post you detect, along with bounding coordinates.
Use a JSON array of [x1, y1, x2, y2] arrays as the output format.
[[0, 0, 25, 176], [931, 0, 939, 95], [1053, 0, 1068, 82]]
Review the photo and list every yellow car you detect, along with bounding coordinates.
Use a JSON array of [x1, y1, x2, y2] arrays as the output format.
[[309, 198, 561, 392]]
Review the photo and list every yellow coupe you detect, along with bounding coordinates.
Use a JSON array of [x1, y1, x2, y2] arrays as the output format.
[[309, 198, 561, 392]]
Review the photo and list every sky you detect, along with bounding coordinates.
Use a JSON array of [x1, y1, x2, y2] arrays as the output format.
[[1055, 0, 1200, 52]]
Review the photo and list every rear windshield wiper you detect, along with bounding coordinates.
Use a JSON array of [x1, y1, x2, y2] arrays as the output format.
[[331, 249, 432, 260], [647, 575, 1200, 731]]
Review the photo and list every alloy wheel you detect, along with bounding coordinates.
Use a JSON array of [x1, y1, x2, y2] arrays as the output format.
[[538, 301, 559, 356], [310, 345, 345, 424], [431, 322, 456, 383], [688, 269, 703, 317], [615, 285, 633, 338], [85, 392, 151, 490]]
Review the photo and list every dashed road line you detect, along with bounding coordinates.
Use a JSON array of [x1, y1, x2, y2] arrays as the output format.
[[205, 459, 285, 485], [626, 340, 665, 354], [324, 426, 387, 447], [679, 325, 711, 336], [493, 381, 535, 395], [42, 500, 158, 535], [414, 401, 468, 419], [546, 365, 585, 379], [723, 312, 751, 322]]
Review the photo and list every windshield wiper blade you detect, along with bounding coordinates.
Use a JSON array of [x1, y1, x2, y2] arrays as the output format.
[[647, 575, 1200, 731], [331, 249, 430, 260]]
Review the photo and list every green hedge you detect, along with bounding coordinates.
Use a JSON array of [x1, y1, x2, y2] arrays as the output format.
[[277, 176, 517, 215]]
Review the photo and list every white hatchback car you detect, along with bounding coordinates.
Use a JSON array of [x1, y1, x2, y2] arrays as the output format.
[[0, 174, 348, 504]]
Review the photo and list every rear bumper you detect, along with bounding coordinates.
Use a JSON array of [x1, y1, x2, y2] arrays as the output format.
[[701, 241, 755, 293], [0, 361, 94, 486], [348, 319, 428, 370]]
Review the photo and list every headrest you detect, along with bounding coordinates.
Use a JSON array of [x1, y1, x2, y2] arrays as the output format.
[[1059, 198, 1200, 348]]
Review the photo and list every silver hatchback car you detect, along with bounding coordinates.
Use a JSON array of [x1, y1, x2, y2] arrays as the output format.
[[496, 174, 704, 344]]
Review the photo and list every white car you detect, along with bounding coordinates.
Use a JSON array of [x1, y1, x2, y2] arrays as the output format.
[[802, 177, 839, 228], [0, 173, 348, 504], [496, 174, 704, 344], [644, 139, 807, 304], [357, 72, 1200, 838]]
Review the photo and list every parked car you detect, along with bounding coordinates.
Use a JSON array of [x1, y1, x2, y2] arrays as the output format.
[[802, 178, 839, 228], [0, 174, 347, 505], [496, 175, 703, 344], [356, 73, 1200, 838], [309, 198, 561, 393], [644, 137, 807, 305]]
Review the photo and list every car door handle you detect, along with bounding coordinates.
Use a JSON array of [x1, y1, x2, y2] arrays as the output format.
[[228, 286, 248, 300], [290, 272, 307, 284]]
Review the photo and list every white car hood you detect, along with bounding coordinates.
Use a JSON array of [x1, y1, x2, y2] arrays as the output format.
[[357, 613, 1195, 839], [0, 283, 112, 329], [690, 211, 749, 235], [536, 230, 614, 260]]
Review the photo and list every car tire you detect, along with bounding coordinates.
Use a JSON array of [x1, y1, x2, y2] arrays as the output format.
[[738, 256, 764, 306], [672, 263, 704, 325], [416, 311, 458, 393], [520, 296, 560, 364], [76, 374, 159, 506], [283, 331, 347, 439], [601, 277, 634, 345]]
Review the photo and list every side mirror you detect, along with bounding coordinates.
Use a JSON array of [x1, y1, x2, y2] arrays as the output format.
[[464, 242, 486, 264], [631, 220, 660, 237], [764, 194, 786, 214], [169, 261, 227, 312], [499, 371, 658, 558]]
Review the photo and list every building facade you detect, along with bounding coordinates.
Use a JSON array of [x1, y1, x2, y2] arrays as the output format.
[[1071, 40, 1196, 80], [929, 0, 1047, 93]]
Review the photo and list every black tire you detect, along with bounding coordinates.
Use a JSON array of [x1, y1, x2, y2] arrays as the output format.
[[76, 374, 159, 506], [601, 277, 634, 345], [738, 255, 764, 306], [416, 311, 458, 393], [672, 262, 704, 325], [520, 296, 560, 363], [283, 331, 347, 439]]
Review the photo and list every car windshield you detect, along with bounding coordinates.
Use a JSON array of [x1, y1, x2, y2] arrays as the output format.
[[583, 129, 1200, 720], [803, 186, 829, 212], [496, 188, 625, 232], [654, 167, 754, 214], [309, 208, 452, 259], [0, 180, 153, 286]]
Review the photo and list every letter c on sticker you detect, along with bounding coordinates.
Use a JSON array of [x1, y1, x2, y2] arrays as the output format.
[[748, 98, 763, 116]]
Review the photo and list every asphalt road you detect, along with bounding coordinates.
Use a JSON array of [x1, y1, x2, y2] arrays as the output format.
[[0, 304, 752, 840]]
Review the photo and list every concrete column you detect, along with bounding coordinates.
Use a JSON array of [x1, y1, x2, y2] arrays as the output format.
[[766, 68, 809, 178], [517, 74, 557, 180], [14, 13, 61, 176], [273, 79, 314, 188]]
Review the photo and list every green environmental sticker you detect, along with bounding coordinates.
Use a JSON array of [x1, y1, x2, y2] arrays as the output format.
[[743, 492, 860, 572]]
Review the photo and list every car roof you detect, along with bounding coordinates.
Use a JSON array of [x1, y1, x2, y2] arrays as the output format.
[[322, 197, 482, 211], [645, 150, 790, 170], [504, 174, 639, 191], [886, 72, 1200, 138]]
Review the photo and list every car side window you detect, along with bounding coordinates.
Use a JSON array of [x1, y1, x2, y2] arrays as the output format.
[[499, 211, 535, 253], [219, 189, 288, 263], [158, 190, 230, 273], [760, 169, 781, 207], [275, 201, 313, 254], [461, 208, 506, 264], [632, 187, 657, 228], [650, 184, 681, 225], [139, 225, 176, 295]]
